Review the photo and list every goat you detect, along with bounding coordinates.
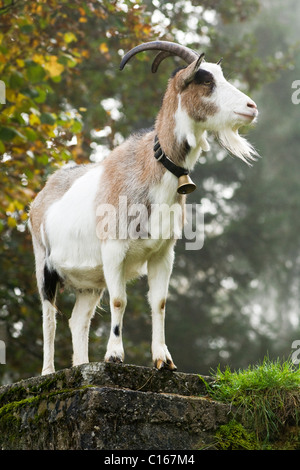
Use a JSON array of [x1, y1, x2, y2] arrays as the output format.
[[29, 41, 258, 375]]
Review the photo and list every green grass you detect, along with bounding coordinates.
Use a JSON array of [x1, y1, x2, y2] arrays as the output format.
[[203, 357, 300, 445]]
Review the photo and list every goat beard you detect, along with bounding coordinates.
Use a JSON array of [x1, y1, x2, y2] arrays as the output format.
[[217, 127, 259, 164]]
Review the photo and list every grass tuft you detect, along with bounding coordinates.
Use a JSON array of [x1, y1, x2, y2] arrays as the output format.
[[203, 356, 300, 442]]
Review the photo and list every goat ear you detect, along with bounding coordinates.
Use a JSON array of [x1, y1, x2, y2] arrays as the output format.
[[182, 53, 205, 88], [194, 52, 205, 69]]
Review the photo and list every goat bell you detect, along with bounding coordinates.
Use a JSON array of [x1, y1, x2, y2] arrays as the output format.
[[177, 174, 196, 194]]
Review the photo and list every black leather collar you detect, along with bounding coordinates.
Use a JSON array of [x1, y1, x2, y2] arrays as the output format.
[[153, 135, 189, 178]]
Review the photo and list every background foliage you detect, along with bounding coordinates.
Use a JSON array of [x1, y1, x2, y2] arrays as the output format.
[[0, 0, 299, 383]]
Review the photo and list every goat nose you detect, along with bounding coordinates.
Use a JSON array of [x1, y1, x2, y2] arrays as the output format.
[[247, 101, 257, 110]]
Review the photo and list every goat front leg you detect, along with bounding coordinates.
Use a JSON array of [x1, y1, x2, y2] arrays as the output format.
[[69, 290, 101, 367], [147, 244, 177, 371], [102, 240, 127, 364]]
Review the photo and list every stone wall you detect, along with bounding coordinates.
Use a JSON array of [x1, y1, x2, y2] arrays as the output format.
[[0, 362, 233, 450]]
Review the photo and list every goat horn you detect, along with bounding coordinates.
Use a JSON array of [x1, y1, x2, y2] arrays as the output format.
[[119, 41, 199, 71], [151, 51, 175, 73], [151, 47, 201, 73]]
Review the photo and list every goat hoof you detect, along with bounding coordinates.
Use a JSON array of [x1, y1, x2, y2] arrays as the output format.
[[154, 359, 177, 371], [106, 355, 123, 364]]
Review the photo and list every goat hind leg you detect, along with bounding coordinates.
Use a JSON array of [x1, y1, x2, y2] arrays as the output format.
[[39, 259, 59, 375], [31, 237, 57, 376]]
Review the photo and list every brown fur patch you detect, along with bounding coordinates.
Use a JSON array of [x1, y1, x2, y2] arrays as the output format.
[[181, 83, 219, 122], [113, 299, 122, 309], [155, 79, 191, 165], [172, 62, 219, 123]]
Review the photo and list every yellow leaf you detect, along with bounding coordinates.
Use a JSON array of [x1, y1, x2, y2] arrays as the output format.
[[32, 54, 45, 65], [5, 90, 26, 106], [2, 106, 16, 118], [16, 93, 27, 105], [79, 17, 87, 23], [29, 113, 41, 126], [15, 201, 24, 211], [99, 43, 109, 54], [16, 59, 25, 68], [7, 202, 15, 212], [7, 216, 17, 228], [44, 56, 64, 77], [64, 32, 77, 44], [6, 89, 17, 102], [41, 125, 56, 137]]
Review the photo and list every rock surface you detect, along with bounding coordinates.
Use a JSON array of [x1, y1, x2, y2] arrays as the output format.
[[0, 362, 232, 450]]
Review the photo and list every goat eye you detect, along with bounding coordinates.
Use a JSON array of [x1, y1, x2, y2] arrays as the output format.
[[203, 80, 211, 85]]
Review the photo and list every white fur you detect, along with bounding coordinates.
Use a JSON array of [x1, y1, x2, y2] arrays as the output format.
[[101, 239, 128, 363], [174, 94, 210, 171], [41, 300, 57, 375], [174, 94, 198, 149], [217, 127, 258, 163], [148, 171, 182, 240], [45, 166, 104, 289], [69, 290, 100, 368], [203, 63, 258, 163], [147, 240, 175, 366]]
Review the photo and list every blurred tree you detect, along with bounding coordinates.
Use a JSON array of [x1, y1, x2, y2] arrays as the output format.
[[0, 0, 297, 383], [0, 0, 157, 382]]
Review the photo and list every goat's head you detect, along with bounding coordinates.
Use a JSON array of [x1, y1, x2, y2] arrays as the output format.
[[120, 41, 259, 163]]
